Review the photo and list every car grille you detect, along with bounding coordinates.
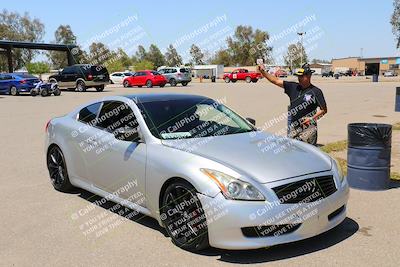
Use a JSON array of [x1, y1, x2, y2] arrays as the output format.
[[272, 175, 337, 204]]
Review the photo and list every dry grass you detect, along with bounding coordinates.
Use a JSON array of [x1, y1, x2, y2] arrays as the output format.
[[320, 140, 347, 153]]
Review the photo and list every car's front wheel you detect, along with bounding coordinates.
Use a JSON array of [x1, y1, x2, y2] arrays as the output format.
[[224, 77, 230, 83], [10, 86, 18, 96], [76, 81, 86, 92], [161, 181, 209, 251], [146, 80, 153, 88], [245, 76, 252, 83], [181, 82, 188, 86], [47, 145, 74, 192], [169, 78, 177, 86]]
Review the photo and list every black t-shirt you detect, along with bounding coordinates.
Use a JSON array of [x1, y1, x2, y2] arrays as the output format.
[[283, 81, 327, 127]]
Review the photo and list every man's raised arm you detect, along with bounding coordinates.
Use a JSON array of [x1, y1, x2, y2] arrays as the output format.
[[257, 65, 284, 88]]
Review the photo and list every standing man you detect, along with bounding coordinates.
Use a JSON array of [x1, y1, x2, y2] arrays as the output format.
[[257, 63, 327, 145]]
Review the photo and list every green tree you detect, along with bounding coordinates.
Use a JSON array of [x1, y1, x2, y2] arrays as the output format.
[[88, 42, 112, 65], [146, 44, 165, 68], [48, 25, 81, 69], [115, 48, 132, 69], [284, 42, 308, 69], [189, 44, 205, 65], [26, 62, 50, 76], [227, 25, 272, 66], [135, 45, 147, 61], [391, 0, 400, 48], [165, 44, 182, 66], [0, 10, 45, 71], [134, 60, 154, 71], [210, 49, 232, 66]]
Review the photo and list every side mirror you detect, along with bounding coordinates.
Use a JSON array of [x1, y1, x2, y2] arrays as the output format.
[[113, 127, 143, 142], [246, 117, 256, 126]]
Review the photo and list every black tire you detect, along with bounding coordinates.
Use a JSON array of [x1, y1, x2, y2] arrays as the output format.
[[53, 88, 61, 96], [245, 76, 252, 83], [41, 89, 49, 97], [160, 84, 165, 88], [76, 81, 86, 92], [10, 86, 19, 96], [109, 79, 114, 84], [96, 85, 105, 92], [30, 90, 37, 96], [169, 78, 177, 86], [138, 86, 142, 88], [161, 180, 209, 251], [123, 80, 130, 88], [231, 80, 237, 83], [224, 77, 230, 83], [146, 80, 153, 88], [47, 145, 74, 192], [181, 82, 188, 86], [252, 79, 258, 83]]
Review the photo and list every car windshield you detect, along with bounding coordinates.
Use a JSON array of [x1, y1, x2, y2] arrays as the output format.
[[137, 98, 255, 140], [151, 71, 161, 75]]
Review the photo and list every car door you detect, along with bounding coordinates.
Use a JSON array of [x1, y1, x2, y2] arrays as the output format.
[[232, 70, 239, 80], [60, 66, 77, 87], [137, 72, 147, 85], [0, 74, 5, 92], [90, 100, 147, 207]]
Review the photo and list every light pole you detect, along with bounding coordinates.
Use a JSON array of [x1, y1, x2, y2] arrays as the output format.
[[297, 31, 306, 66]]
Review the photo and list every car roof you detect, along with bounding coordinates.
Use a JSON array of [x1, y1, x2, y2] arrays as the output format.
[[124, 93, 211, 103]]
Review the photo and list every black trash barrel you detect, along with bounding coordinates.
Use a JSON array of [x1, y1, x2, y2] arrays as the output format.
[[334, 74, 339, 79], [396, 87, 400, 112], [372, 74, 379, 82], [347, 123, 392, 190], [211, 76, 216, 82]]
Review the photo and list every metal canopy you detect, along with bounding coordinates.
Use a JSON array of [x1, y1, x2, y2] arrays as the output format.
[[0, 40, 78, 73]]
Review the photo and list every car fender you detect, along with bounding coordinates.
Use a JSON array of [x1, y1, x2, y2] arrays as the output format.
[[144, 144, 232, 218]]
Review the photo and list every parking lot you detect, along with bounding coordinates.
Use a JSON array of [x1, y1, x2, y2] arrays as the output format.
[[1, 80, 399, 266]]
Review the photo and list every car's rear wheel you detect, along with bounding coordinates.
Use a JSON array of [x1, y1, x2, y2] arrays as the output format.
[[146, 80, 153, 88], [47, 146, 74, 192], [169, 78, 177, 86], [10, 86, 18, 96], [245, 76, 252, 83], [160, 84, 165, 88], [76, 81, 86, 92], [96, 85, 105, 92], [123, 80, 130, 88], [231, 80, 237, 83], [224, 77, 230, 83], [181, 82, 188, 86], [252, 79, 258, 83], [161, 181, 209, 251]]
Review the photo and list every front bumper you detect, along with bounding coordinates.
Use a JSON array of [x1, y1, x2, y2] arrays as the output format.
[[198, 176, 349, 250]]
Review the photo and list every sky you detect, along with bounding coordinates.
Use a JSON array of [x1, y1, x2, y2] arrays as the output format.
[[3, 0, 398, 64]]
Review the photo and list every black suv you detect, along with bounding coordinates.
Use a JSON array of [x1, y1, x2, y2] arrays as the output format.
[[49, 64, 109, 92]]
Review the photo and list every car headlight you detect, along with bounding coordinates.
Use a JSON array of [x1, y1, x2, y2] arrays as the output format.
[[332, 158, 344, 183], [200, 168, 265, 201]]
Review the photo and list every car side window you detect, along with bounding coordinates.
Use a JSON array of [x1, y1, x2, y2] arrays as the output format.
[[171, 69, 177, 73], [97, 101, 139, 133], [158, 69, 164, 74], [78, 102, 102, 125]]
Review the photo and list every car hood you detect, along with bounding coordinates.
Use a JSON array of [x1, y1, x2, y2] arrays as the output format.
[[161, 131, 332, 184]]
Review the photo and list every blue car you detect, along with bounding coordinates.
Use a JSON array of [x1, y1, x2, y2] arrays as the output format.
[[0, 72, 40, 96]]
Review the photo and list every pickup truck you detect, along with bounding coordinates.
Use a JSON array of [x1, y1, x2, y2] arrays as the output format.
[[223, 68, 262, 83]]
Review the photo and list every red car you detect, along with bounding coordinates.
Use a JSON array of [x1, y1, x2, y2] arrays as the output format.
[[223, 68, 262, 83], [123, 70, 167, 88], [275, 69, 288, 78]]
